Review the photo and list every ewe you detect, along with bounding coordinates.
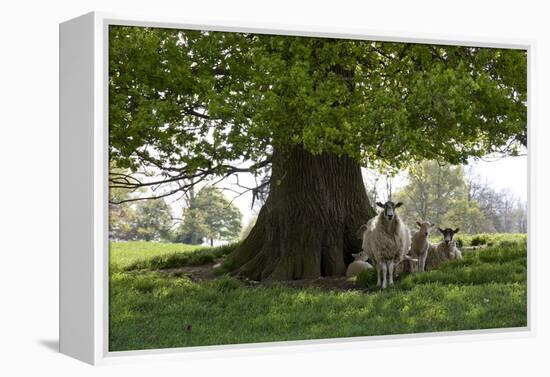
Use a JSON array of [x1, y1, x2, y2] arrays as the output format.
[[425, 227, 462, 270], [346, 250, 374, 277], [360, 201, 412, 289], [409, 220, 434, 272]]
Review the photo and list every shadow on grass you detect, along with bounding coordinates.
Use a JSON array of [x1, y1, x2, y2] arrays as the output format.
[[108, 235, 527, 351], [123, 242, 239, 271]]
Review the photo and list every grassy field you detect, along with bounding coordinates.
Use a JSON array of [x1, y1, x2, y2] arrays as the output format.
[[109, 234, 527, 351], [110, 242, 201, 270], [111, 241, 236, 272]]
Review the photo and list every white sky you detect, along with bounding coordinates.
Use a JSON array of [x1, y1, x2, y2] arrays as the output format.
[[469, 155, 527, 201]]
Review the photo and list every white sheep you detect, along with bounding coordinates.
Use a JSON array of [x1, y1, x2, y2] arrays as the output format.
[[346, 250, 374, 277], [425, 227, 462, 270], [409, 220, 434, 272], [361, 201, 412, 289]]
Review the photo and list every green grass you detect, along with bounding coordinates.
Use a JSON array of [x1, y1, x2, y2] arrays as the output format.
[[109, 234, 527, 351], [399, 238, 527, 288], [110, 241, 238, 271], [110, 241, 201, 271], [452, 233, 526, 248]]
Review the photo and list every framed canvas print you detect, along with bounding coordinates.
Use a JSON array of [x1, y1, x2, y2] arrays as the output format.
[[59, 12, 533, 365]]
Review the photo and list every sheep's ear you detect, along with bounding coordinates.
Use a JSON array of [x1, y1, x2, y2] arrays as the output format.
[[395, 202, 403, 208], [453, 228, 460, 234], [376, 202, 384, 208], [416, 221, 422, 227], [438, 227, 444, 233], [352, 253, 358, 258]]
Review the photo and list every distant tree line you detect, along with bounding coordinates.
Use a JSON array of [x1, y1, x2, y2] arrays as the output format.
[[386, 161, 526, 234], [109, 185, 242, 244], [110, 161, 525, 244]]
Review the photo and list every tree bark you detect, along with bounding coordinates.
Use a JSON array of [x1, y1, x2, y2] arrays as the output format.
[[227, 145, 376, 281]]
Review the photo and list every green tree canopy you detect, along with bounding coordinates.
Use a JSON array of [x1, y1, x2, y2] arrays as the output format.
[[394, 160, 468, 227], [173, 208, 209, 244], [109, 186, 138, 240], [443, 198, 487, 234], [174, 186, 242, 245], [109, 26, 526, 198], [134, 199, 173, 241], [109, 184, 173, 241]]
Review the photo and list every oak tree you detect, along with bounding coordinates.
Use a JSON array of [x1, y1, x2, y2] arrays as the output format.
[[109, 26, 526, 280]]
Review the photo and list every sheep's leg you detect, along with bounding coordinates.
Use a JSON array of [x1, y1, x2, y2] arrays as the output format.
[[381, 262, 388, 289], [420, 254, 427, 272], [376, 262, 382, 286], [388, 260, 395, 286]]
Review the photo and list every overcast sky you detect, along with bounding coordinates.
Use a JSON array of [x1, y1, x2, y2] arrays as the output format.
[[470, 155, 527, 201]]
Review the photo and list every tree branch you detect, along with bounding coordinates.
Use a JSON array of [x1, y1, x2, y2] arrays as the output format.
[[109, 159, 272, 203]]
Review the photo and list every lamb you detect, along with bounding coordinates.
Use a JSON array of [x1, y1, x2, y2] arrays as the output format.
[[360, 201, 412, 289], [424, 227, 462, 270], [408, 220, 434, 272], [346, 250, 374, 277]]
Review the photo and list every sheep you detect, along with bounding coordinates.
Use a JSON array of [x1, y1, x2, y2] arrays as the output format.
[[360, 201, 412, 289], [425, 227, 462, 270], [408, 220, 434, 272], [346, 250, 374, 277]]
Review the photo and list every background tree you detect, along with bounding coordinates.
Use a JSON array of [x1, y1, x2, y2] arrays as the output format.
[[109, 187, 138, 240], [133, 199, 173, 241], [394, 161, 473, 228], [109, 26, 527, 280], [469, 184, 527, 233], [109, 189, 174, 241], [173, 208, 208, 244], [442, 198, 488, 234], [394, 160, 526, 233], [174, 186, 242, 245]]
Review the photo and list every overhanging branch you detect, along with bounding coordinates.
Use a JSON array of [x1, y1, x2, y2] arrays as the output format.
[[109, 159, 271, 204]]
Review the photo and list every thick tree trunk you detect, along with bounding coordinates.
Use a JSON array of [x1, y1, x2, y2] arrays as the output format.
[[227, 145, 376, 281]]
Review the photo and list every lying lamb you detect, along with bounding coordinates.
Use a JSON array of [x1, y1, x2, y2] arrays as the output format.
[[361, 201, 412, 289], [425, 227, 462, 270], [346, 250, 374, 277], [409, 220, 433, 272]]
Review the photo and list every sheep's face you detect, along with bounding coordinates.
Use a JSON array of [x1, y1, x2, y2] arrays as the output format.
[[438, 227, 459, 245], [416, 221, 434, 236], [376, 201, 403, 221], [351, 251, 368, 261]]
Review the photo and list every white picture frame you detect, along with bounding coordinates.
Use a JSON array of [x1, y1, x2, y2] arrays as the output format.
[[59, 11, 535, 365]]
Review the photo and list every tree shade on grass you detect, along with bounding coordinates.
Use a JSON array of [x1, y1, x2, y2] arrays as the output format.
[[109, 234, 527, 351]]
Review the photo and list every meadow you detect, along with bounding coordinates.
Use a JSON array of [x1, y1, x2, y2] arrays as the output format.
[[109, 234, 527, 351]]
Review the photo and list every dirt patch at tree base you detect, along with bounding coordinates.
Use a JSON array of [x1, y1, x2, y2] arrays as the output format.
[[156, 260, 368, 292], [259, 276, 364, 292], [157, 264, 218, 281]]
